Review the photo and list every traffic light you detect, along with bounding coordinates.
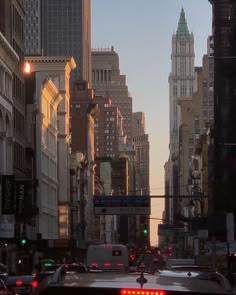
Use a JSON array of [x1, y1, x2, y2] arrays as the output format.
[[167, 246, 172, 257], [21, 238, 27, 246], [19, 233, 28, 248], [143, 228, 148, 235]]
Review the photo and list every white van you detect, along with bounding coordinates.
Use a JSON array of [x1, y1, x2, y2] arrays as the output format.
[[86, 244, 129, 272]]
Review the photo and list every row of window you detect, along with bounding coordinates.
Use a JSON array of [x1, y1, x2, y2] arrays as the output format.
[[42, 152, 57, 180], [42, 96, 57, 128], [12, 39, 24, 64], [92, 70, 112, 82], [41, 125, 57, 156], [13, 73, 24, 102], [13, 141, 24, 171], [0, 67, 12, 98], [13, 5, 24, 39], [13, 108, 24, 137]]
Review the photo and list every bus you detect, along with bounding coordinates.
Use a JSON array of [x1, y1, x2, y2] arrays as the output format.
[[86, 244, 129, 272]]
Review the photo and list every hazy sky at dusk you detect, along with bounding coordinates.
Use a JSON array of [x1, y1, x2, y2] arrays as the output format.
[[91, 0, 212, 245]]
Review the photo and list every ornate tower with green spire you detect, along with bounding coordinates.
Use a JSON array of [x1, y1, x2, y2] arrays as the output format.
[[167, 8, 196, 222], [176, 7, 190, 38]]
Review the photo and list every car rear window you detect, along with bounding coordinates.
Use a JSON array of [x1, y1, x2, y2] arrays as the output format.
[[6, 276, 34, 284]]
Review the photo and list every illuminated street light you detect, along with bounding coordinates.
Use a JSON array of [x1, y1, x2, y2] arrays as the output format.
[[23, 61, 31, 74]]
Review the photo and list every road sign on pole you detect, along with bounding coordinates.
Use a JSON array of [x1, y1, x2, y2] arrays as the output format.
[[93, 195, 150, 215]]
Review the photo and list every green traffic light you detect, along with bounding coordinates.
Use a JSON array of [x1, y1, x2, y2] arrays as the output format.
[[143, 229, 148, 234], [21, 239, 26, 245]]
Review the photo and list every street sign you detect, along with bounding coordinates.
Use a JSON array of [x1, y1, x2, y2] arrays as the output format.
[[93, 195, 150, 215], [94, 195, 150, 207], [94, 206, 150, 215]]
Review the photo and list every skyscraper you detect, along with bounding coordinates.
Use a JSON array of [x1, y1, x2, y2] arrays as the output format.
[[92, 47, 133, 144], [24, 0, 92, 85], [168, 8, 196, 221], [23, 0, 42, 55], [209, 0, 236, 240], [132, 112, 150, 196]]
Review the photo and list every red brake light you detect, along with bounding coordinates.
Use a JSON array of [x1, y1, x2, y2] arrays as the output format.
[[104, 262, 111, 266], [31, 280, 39, 288], [117, 263, 124, 266], [16, 280, 23, 286], [120, 289, 166, 295], [91, 262, 98, 266]]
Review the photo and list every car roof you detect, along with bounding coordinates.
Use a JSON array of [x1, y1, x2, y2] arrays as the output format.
[[37, 265, 233, 295]]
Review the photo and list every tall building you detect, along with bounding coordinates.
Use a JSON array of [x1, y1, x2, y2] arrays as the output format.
[[70, 80, 99, 240], [23, 0, 41, 55], [178, 56, 209, 198], [25, 56, 76, 239], [92, 47, 133, 144], [132, 112, 150, 246], [167, 8, 196, 222], [209, 0, 236, 240], [0, 0, 26, 180], [93, 96, 120, 158], [0, 0, 26, 272], [24, 0, 92, 85], [0, 33, 18, 175], [0, 29, 19, 272], [132, 112, 150, 196]]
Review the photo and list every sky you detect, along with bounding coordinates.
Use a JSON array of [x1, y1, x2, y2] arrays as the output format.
[[91, 0, 212, 246]]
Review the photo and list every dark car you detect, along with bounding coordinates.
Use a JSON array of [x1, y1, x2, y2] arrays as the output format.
[[6, 275, 39, 295], [34, 264, 61, 284]]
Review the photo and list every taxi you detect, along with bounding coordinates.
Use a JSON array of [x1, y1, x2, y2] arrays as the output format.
[[31, 264, 234, 295]]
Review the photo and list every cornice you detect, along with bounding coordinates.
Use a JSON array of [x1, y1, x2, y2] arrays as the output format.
[[0, 33, 19, 62], [25, 56, 76, 70]]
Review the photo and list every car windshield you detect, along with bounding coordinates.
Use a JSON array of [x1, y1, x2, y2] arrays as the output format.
[[1, 1, 235, 295]]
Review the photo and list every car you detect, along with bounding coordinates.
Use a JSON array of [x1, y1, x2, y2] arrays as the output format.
[[30, 264, 234, 295], [34, 264, 61, 283], [6, 275, 39, 295]]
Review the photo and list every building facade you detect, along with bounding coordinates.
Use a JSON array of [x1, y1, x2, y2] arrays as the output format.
[[0, 0, 26, 272], [0, 31, 19, 272], [92, 47, 133, 144], [70, 80, 98, 241], [93, 96, 120, 158], [40, 0, 92, 85], [132, 112, 150, 196], [24, 56, 76, 239], [0, 33, 18, 176], [167, 8, 197, 222], [23, 0, 41, 55], [209, 0, 236, 241]]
